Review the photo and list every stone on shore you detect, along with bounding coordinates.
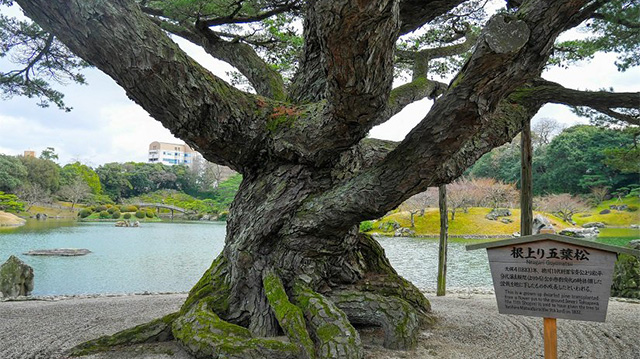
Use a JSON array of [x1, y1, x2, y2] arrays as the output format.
[[24, 248, 91, 256], [532, 214, 554, 234], [0, 255, 34, 298], [558, 227, 599, 238], [582, 222, 605, 228], [485, 208, 511, 221]]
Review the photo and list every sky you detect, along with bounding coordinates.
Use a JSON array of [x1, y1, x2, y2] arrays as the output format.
[[0, 4, 639, 167]]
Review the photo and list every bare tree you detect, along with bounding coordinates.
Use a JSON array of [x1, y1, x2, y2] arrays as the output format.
[[446, 180, 470, 221], [531, 117, 562, 147], [190, 155, 237, 190], [538, 193, 589, 224], [485, 180, 518, 209], [16, 183, 50, 211], [590, 186, 609, 205], [398, 188, 436, 227], [57, 179, 91, 210]]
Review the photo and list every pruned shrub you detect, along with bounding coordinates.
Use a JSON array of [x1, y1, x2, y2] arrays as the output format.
[[218, 211, 229, 221], [111, 211, 121, 219], [135, 210, 146, 219], [107, 207, 116, 214], [78, 209, 92, 218], [95, 205, 108, 212], [121, 205, 138, 212], [123, 213, 132, 219], [146, 209, 155, 218], [99, 210, 111, 219]]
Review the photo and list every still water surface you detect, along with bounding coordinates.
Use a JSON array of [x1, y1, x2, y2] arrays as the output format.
[[0, 221, 637, 295]]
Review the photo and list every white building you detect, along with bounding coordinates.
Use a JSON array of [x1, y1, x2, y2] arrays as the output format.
[[148, 141, 199, 167]]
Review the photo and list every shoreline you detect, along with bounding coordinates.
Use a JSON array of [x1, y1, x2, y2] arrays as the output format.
[[3, 288, 638, 304]]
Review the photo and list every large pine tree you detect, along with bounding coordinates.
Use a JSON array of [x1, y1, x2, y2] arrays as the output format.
[[2, 0, 639, 357]]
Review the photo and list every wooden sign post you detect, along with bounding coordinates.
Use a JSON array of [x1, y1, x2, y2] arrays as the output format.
[[467, 234, 640, 359]]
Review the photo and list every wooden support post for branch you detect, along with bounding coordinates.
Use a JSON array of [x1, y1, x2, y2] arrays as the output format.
[[437, 185, 448, 296], [520, 118, 533, 236], [543, 317, 557, 359]]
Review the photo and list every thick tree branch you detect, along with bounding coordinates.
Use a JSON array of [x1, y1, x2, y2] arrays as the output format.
[[290, 0, 593, 235], [145, 12, 286, 100], [201, 1, 302, 27], [399, 0, 466, 35], [15, 0, 269, 171], [380, 77, 447, 125], [520, 78, 640, 125]]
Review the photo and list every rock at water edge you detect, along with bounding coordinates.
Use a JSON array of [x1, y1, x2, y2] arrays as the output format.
[[0, 255, 34, 298]]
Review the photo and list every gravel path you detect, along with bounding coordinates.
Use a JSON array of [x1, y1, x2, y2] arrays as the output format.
[[1, 293, 638, 359]]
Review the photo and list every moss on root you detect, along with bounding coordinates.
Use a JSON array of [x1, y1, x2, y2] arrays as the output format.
[[68, 312, 179, 357], [292, 281, 363, 359], [263, 270, 316, 359], [180, 254, 231, 316], [172, 301, 299, 359]]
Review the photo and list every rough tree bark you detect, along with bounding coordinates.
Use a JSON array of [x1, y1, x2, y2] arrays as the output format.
[[12, 0, 639, 358]]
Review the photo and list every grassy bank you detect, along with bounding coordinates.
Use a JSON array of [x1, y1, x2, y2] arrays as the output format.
[[574, 197, 639, 227], [368, 198, 639, 238], [368, 208, 571, 237]]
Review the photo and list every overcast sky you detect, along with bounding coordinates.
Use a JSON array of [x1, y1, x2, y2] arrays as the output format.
[[1, 5, 638, 167]]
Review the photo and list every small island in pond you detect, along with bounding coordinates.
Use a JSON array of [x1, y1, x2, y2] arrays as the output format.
[[24, 248, 92, 256]]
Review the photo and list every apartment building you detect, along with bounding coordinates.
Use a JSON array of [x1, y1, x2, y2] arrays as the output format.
[[148, 141, 199, 167]]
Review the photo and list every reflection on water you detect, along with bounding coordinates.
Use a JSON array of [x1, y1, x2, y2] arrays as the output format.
[[1, 220, 637, 295], [375, 236, 493, 291], [0, 220, 225, 295]]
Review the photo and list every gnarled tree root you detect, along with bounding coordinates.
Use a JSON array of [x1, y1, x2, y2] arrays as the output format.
[[172, 301, 299, 359], [68, 251, 432, 359], [291, 280, 363, 359], [328, 289, 420, 350], [67, 312, 178, 357]]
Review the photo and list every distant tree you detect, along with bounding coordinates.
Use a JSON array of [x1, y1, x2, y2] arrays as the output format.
[[446, 180, 471, 221], [538, 194, 588, 224], [468, 136, 521, 184], [590, 186, 610, 205], [18, 155, 61, 193], [0, 154, 28, 192], [60, 162, 102, 194], [16, 183, 50, 211], [39, 147, 59, 161], [539, 125, 637, 194], [484, 180, 518, 209], [531, 117, 561, 148], [602, 127, 640, 174], [57, 178, 91, 210], [96, 163, 132, 201], [398, 188, 436, 227], [190, 156, 237, 191]]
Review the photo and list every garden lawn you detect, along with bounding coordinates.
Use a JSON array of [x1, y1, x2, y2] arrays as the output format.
[[369, 207, 569, 237]]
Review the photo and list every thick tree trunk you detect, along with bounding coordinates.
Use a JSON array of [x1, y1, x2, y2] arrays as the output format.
[[174, 168, 433, 357]]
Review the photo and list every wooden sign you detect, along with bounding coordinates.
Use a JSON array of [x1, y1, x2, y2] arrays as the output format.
[[468, 234, 639, 322], [487, 239, 615, 322]]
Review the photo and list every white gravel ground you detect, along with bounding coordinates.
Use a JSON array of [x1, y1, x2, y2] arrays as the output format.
[[1, 293, 638, 359]]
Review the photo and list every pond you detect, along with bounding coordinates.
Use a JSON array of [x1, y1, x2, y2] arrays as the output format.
[[0, 220, 638, 296]]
